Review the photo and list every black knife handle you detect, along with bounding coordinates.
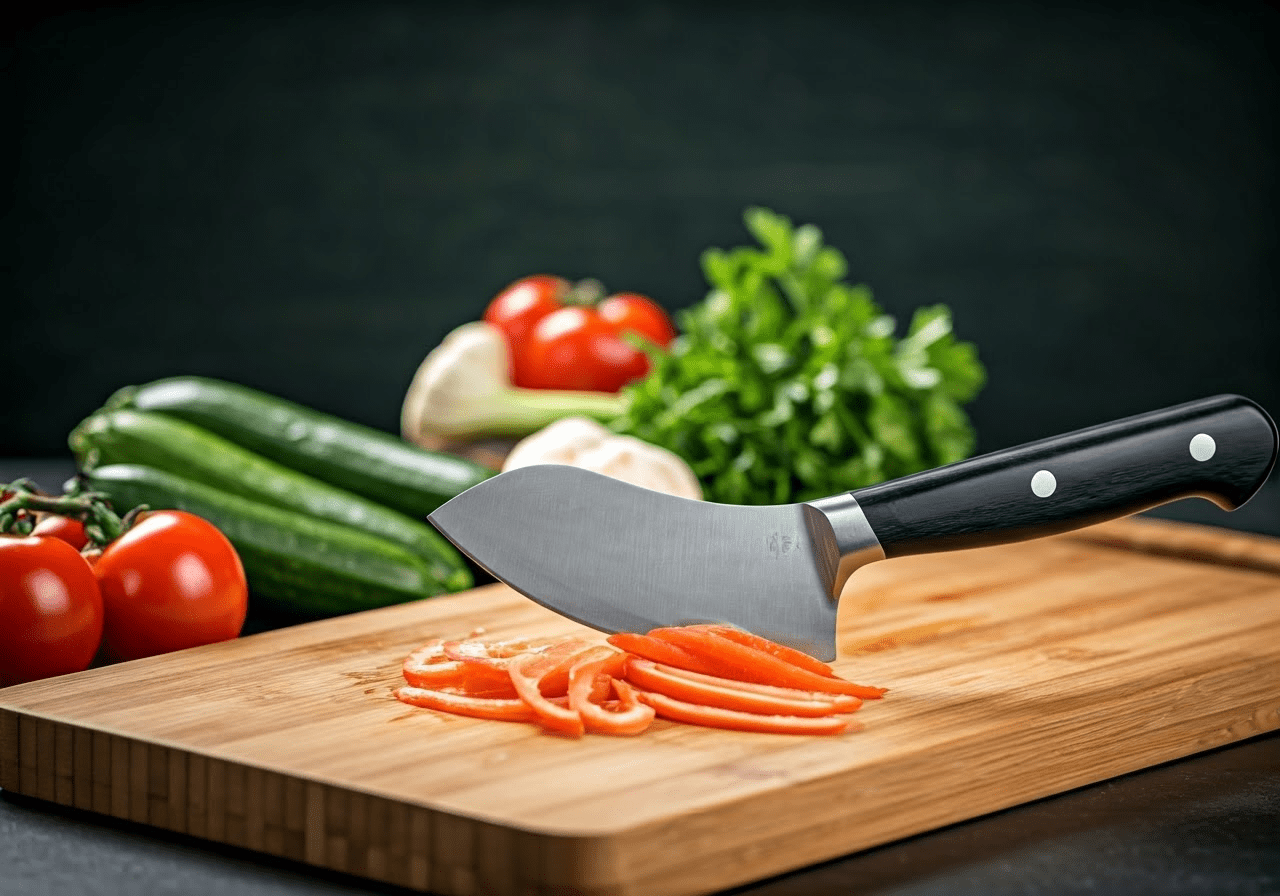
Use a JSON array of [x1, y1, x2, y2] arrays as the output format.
[[850, 394, 1278, 559]]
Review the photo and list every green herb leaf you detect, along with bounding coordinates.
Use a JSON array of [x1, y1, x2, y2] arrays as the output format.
[[613, 208, 986, 504]]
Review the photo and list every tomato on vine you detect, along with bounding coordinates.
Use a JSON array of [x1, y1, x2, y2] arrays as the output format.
[[0, 480, 249, 676], [0, 535, 104, 687], [598, 293, 678, 348], [484, 275, 570, 387], [33, 514, 89, 551], [483, 275, 676, 393], [94, 510, 248, 661]]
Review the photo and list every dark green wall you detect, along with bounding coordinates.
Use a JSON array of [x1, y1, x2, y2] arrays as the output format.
[[6, 1, 1278, 457]]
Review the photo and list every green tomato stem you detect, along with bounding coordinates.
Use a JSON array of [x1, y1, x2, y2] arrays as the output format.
[[0, 479, 127, 545]]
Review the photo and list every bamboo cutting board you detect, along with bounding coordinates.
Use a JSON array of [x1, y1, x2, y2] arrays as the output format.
[[3, 517, 1280, 896]]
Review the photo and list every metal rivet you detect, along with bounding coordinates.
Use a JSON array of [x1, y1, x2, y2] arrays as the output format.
[[1189, 433, 1216, 462], [1031, 470, 1056, 498]]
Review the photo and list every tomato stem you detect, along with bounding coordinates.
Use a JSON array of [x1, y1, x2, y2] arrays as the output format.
[[0, 478, 128, 546], [563, 278, 606, 307]]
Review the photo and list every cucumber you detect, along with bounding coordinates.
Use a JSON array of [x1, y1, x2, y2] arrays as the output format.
[[79, 464, 458, 618], [70, 408, 471, 592], [105, 376, 494, 518]]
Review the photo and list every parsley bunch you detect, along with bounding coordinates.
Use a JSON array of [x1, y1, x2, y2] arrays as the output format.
[[612, 207, 986, 505]]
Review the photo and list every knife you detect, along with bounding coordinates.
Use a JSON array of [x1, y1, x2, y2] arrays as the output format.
[[428, 394, 1278, 660]]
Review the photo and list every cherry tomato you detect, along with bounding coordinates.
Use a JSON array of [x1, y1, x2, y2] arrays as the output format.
[[483, 276, 676, 392], [598, 293, 678, 347], [0, 536, 104, 686], [93, 511, 248, 661], [33, 515, 89, 551], [483, 275, 570, 387], [521, 306, 652, 393]]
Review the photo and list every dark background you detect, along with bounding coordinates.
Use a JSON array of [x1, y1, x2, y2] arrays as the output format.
[[3, 6, 1279, 893], [5, 0, 1278, 466]]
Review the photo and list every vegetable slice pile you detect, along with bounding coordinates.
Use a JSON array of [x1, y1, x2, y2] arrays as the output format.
[[393, 626, 885, 737]]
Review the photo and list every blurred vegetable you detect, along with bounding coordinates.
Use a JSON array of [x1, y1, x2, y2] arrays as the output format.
[[71, 407, 468, 581], [502, 417, 702, 500], [401, 322, 626, 442], [79, 464, 463, 618], [484, 275, 676, 392], [612, 207, 986, 504], [107, 376, 493, 520]]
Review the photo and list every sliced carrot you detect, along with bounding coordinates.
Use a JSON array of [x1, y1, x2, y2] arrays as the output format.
[[394, 686, 539, 722], [568, 649, 655, 736], [648, 627, 887, 699], [631, 688, 856, 736], [605, 632, 722, 675], [624, 658, 860, 717], [508, 641, 598, 738], [685, 625, 838, 678]]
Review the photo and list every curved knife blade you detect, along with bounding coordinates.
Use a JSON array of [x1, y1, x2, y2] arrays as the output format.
[[428, 465, 847, 660]]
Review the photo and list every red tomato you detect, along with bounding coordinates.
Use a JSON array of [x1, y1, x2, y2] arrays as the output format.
[[483, 276, 676, 392], [521, 307, 652, 393], [598, 293, 678, 347], [93, 511, 248, 661], [0, 536, 104, 686], [33, 515, 89, 551], [483, 275, 570, 387]]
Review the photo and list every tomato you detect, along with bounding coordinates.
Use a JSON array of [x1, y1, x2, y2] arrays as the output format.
[[598, 293, 677, 347], [483, 275, 570, 387], [521, 307, 652, 393], [0, 536, 104, 687], [93, 511, 247, 661], [33, 515, 89, 551], [483, 275, 676, 392]]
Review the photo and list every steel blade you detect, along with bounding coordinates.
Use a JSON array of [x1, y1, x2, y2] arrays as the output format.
[[428, 465, 843, 660]]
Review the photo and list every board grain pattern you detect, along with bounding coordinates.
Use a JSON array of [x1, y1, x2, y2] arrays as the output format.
[[3, 516, 1279, 896]]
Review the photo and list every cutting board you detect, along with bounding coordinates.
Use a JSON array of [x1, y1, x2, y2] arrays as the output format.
[[3, 517, 1280, 896]]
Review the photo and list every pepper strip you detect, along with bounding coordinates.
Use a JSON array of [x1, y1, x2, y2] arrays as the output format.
[[568, 648, 655, 736], [648, 627, 887, 699], [631, 687, 856, 736], [624, 658, 860, 717]]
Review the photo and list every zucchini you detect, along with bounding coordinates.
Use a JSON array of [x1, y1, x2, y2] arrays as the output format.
[[79, 464, 458, 618], [70, 408, 471, 592], [105, 376, 494, 518]]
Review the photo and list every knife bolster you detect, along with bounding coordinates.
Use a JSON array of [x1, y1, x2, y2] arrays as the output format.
[[804, 494, 885, 599]]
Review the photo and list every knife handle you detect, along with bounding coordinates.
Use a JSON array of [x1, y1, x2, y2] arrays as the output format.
[[850, 394, 1278, 559]]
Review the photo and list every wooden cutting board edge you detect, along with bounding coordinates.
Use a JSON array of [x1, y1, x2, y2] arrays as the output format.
[[3, 515, 1279, 896]]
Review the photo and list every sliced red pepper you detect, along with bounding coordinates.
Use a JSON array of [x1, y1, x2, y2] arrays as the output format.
[[393, 686, 539, 722], [568, 648, 655, 736], [624, 658, 860, 717], [631, 687, 856, 736], [402, 639, 518, 696], [605, 632, 722, 675], [441, 635, 563, 668], [647, 627, 887, 699], [507, 640, 598, 737], [684, 625, 838, 678]]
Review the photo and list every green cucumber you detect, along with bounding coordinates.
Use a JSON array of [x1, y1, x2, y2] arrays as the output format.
[[70, 408, 471, 592], [79, 464, 455, 618], [105, 376, 494, 518]]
